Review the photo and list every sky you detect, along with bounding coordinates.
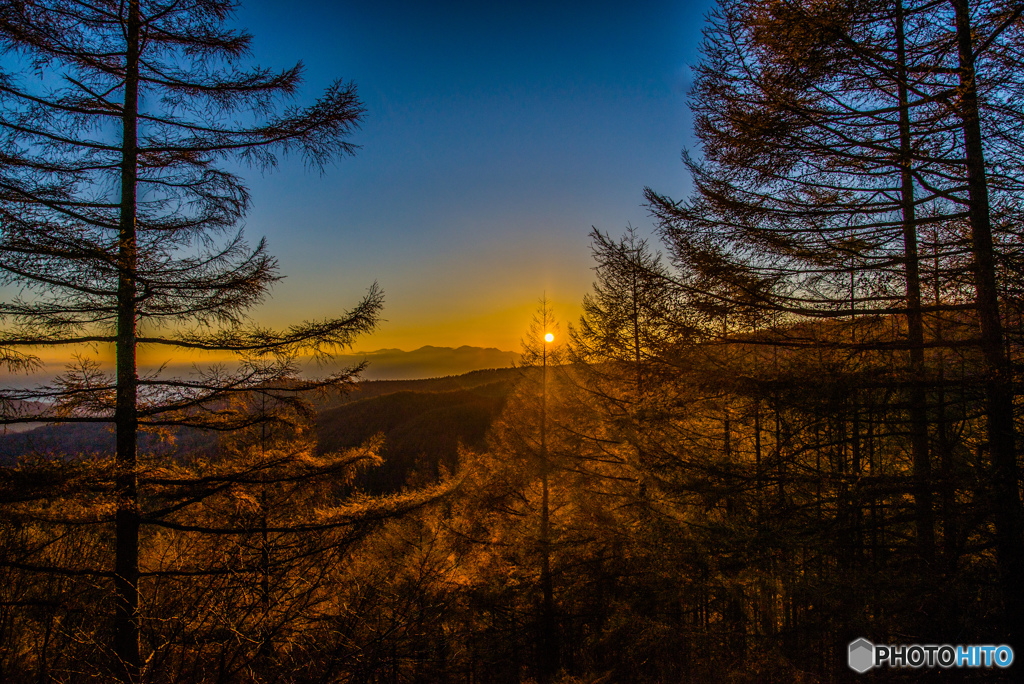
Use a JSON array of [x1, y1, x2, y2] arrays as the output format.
[[222, 0, 712, 353]]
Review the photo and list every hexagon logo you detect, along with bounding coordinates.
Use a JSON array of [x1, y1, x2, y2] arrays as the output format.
[[848, 638, 874, 673]]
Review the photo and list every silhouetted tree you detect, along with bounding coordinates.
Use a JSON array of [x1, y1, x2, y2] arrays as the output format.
[[646, 0, 1024, 653], [0, 1, 380, 680], [518, 298, 561, 683]]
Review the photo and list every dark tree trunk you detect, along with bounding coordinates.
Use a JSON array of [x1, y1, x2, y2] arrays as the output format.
[[896, 0, 934, 564], [951, 0, 1024, 653], [539, 346, 556, 683], [114, 2, 141, 681], [539, 467, 555, 683]]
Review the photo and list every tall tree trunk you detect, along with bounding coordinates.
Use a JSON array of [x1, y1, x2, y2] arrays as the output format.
[[951, 0, 1024, 653], [896, 0, 934, 564], [932, 240, 957, 571], [631, 262, 642, 396], [754, 397, 763, 510], [539, 343, 556, 683], [540, 466, 555, 682], [259, 399, 272, 661], [114, 1, 141, 681], [114, 2, 142, 680]]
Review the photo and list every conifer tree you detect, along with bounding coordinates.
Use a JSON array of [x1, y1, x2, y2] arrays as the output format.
[[571, 227, 683, 399], [646, 0, 1024, 649], [519, 298, 561, 683], [0, 1, 380, 679]]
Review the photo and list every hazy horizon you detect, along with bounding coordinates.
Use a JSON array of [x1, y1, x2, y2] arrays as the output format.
[[0, 343, 523, 389]]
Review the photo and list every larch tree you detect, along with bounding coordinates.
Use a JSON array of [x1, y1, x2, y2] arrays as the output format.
[[570, 227, 684, 402], [519, 298, 560, 684], [646, 0, 951, 568], [947, 0, 1024, 649], [0, 1, 381, 680], [646, 0, 1024, 648]]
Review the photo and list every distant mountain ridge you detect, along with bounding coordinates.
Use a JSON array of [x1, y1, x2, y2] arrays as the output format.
[[0, 345, 519, 390], [309, 345, 519, 381]]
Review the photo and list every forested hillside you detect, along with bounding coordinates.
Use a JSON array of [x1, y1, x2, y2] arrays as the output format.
[[0, 370, 516, 468], [316, 377, 513, 493]]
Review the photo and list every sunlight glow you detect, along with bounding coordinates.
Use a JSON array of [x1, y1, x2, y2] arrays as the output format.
[[544, 333, 554, 343]]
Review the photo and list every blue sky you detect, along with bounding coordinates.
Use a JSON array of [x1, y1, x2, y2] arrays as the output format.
[[230, 0, 712, 351]]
